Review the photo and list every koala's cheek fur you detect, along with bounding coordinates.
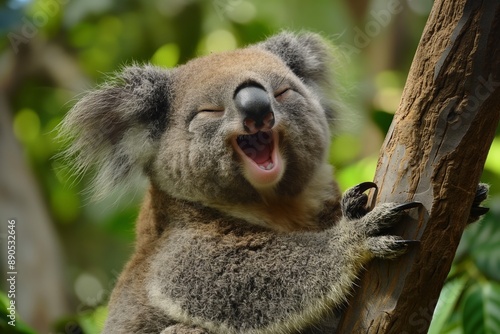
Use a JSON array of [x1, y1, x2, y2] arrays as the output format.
[[152, 125, 260, 205], [273, 93, 331, 197]]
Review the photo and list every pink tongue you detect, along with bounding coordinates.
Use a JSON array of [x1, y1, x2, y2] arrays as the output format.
[[253, 144, 271, 164]]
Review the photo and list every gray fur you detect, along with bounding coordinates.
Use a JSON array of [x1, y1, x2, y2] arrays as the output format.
[[59, 65, 172, 198], [258, 31, 336, 120], [258, 31, 332, 88], [61, 32, 417, 333], [147, 203, 408, 334]]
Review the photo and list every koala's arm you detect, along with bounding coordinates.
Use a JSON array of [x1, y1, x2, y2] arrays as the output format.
[[148, 190, 415, 334]]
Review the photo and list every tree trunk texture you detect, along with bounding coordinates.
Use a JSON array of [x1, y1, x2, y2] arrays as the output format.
[[337, 0, 500, 333]]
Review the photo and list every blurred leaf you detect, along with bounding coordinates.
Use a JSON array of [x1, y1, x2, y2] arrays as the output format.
[[462, 282, 500, 334], [53, 316, 83, 334], [234, 20, 273, 44], [457, 213, 500, 281], [225, 0, 257, 24], [50, 185, 81, 223], [372, 110, 394, 135], [373, 87, 402, 113], [200, 29, 238, 53], [29, 0, 64, 37], [336, 155, 377, 191], [172, 1, 202, 63], [69, 22, 97, 48], [329, 134, 361, 166], [373, 71, 403, 113], [440, 322, 463, 334], [0, 292, 36, 334], [429, 277, 467, 334], [63, 0, 113, 25], [151, 43, 180, 68], [374, 70, 405, 89], [485, 138, 500, 177], [102, 207, 137, 238], [79, 306, 107, 334], [13, 108, 40, 144]]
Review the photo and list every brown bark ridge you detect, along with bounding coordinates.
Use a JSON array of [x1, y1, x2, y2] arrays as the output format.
[[337, 0, 500, 333]]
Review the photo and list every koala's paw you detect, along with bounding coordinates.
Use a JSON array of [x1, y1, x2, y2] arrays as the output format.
[[360, 202, 421, 258], [342, 182, 420, 259], [341, 181, 377, 220], [468, 183, 489, 224]]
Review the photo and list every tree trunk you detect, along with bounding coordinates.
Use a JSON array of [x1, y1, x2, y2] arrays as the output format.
[[0, 38, 85, 332], [0, 93, 69, 332], [337, 0, 500, 333]]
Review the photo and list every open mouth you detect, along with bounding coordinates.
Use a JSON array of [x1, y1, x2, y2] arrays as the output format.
[[232, 130, 284, 187]]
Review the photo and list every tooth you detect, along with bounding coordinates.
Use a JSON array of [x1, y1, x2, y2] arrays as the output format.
[[259, 166, 266, 170], [266, 163, 274, 170]]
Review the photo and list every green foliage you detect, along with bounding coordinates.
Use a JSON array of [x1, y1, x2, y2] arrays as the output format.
[[462, 283, 500, 334], [428, 277, 468, 334], [0, 293, 36, 334], [429, 211, 500, 334], [79, 307, 108, 334], [49, 306, 107, 334]]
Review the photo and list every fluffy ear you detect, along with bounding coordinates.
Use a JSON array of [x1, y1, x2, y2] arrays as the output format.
[[258, 31, 333, 89], [258, 31, 337, 121], [59, 65, 172, 198]]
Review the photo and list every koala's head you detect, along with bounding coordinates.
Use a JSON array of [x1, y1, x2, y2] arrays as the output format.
[[61, 32, 335, 208]]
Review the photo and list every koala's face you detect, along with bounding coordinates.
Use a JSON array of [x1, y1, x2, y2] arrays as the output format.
[[154, 48, 331, 205], [61, 32, 334, 207]]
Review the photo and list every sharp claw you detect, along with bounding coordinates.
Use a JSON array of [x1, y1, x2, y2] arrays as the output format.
[[394, 240, 420, 248], [470, 206, 489, 216], [391, 201, 422, 212], [354, 182, 378, 194], [394, 239, 420, 245], [473, 193, 488, 206]]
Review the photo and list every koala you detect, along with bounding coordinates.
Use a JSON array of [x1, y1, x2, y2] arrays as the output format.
[[60, 32, 489, 333]]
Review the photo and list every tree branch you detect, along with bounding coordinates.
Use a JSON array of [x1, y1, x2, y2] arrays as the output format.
[[337, 0, 500, 332]]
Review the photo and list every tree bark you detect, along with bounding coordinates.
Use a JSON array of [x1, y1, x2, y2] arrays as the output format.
[[337, 0, 500, 333]]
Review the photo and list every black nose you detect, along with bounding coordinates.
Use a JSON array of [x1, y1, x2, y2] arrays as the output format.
[[234, 85, 275, 133]]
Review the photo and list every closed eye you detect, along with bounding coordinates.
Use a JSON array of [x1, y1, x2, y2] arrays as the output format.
[[199, 108, 224, 113], [274, 87, 292, 102], [198, 103, 223, 111], [197, 107, 225, 117]]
